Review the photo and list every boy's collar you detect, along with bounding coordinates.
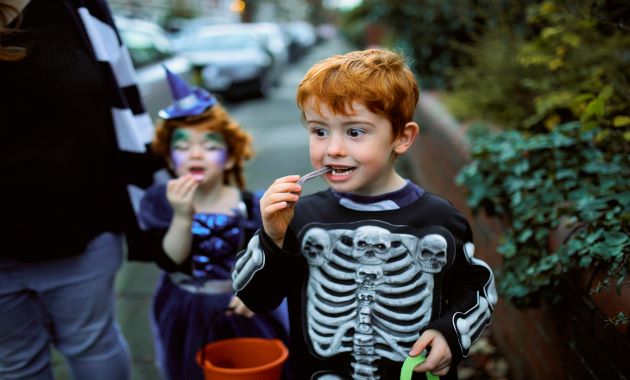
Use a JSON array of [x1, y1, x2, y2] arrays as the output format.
[[330, 180, 425, 211]]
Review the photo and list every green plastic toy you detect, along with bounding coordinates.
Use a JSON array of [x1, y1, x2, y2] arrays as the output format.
[[400, 355, 439, 380]]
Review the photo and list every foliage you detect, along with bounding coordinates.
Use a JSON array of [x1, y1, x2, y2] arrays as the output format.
[[451, 0, 630, 311], [446, 1, 630, 141], [457, 122, 630, 307], [340, 0, 533, 89]]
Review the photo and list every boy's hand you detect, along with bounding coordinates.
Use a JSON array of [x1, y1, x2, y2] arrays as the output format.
[[260, 175, 301, 247], [166, 175, 198, 218], [409, 329, 452, 376], [226, 296, 255, 318]]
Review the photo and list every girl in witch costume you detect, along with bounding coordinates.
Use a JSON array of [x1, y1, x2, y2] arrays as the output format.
[[139, 68, 290, 380]]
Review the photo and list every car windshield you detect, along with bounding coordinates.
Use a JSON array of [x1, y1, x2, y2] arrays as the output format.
[[119, 28, 172, 67], [180, 33, 258, 52]]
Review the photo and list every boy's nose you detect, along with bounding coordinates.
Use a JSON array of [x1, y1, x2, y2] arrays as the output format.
[[326, 134, 346, 157]]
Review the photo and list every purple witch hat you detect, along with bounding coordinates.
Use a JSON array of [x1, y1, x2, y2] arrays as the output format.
[[158, 65, 217, 119]]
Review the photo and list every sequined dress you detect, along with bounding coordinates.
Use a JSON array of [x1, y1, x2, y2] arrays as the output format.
[[139, 184, 290, 380]]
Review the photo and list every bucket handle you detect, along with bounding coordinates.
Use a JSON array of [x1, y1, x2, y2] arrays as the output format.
[[198, 306, 228, 368], [400, 355, 439, 380]]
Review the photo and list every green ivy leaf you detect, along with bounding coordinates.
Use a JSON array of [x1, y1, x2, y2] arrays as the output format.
[[604, 231, 629, 246], [518, 228, 534, 243], [458, 120, 629, 310], [582, 97, 605, 121], [579, 255, 592, 267]]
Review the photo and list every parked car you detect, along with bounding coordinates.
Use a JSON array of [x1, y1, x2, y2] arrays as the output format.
[[170, 15, 239, 34], [282, 20, 317, 62], [174, 26, 276, 99], [194, 22, 289, 87], [237, 22, 289, 83], [114, 16, 194, 120]]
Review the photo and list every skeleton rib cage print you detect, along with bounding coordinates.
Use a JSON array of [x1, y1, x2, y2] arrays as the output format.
[[233, 220, 497, 380]]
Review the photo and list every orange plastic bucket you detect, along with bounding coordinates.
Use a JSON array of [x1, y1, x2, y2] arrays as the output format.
[[196, 337, 288, 380]]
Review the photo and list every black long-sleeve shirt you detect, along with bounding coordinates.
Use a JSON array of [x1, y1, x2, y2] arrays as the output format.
[[1, 1, 161, 261], [233, 188, 496, 379]]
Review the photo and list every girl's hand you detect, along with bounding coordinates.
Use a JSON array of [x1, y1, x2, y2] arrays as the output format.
[[226, 296, 255, 318], [409, 329, 452, 376], [166, 175, 199, 218], [260, 175, 301, 247]]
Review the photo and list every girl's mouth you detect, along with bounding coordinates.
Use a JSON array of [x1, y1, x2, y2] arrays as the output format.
[[189, 166, 205, 180]]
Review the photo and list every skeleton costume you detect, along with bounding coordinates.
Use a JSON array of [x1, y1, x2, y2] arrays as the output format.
[[233, 182, 497, 379]]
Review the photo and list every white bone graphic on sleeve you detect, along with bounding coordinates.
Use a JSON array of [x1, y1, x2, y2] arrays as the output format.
[[232, 234, 265, 291], [453, 242, 497, 353], [455, 296, 491, 350]]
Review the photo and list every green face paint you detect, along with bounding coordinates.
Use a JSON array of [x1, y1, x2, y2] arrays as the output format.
[[170, 129, 188, 144], [202, 131, 225, 144], [169, 128, 229, 181], [170, 129, 225, 150]]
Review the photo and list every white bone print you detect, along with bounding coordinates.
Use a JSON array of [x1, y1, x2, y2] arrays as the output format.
[[303, 227, 449, 379]]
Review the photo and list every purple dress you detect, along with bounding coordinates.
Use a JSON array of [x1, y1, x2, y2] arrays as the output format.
[[139, 184, 291, 380]]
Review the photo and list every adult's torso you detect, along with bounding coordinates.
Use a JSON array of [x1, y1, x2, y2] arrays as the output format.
[[0, 0, 125, 261]]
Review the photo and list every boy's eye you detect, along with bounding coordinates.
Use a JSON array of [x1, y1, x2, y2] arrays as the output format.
[[311, 127, 329, 137], [347, 128, 365, 137]]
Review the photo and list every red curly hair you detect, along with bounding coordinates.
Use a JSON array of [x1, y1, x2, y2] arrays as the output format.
[[296, 48, 419, 139], [152, 104, 253, 189]]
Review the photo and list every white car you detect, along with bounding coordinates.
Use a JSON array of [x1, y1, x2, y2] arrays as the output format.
[[174, 26, 276, 99]]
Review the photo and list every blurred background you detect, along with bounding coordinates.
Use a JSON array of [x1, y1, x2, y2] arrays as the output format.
[[51, 0, 629, 379]]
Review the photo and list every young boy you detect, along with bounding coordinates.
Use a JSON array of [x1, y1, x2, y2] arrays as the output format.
[[232, 48, 497, 380]]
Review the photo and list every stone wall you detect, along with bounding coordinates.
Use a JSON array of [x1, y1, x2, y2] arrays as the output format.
[[408, 92, 630, 380]]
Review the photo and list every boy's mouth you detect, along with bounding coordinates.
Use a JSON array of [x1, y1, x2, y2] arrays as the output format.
[[328, 165, 356, 177]]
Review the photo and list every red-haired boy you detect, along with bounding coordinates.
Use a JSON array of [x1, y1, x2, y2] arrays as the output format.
[[233, 49, 496, 380]]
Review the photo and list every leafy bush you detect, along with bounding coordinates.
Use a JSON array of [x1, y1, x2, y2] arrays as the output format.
[[446, 1, 630, 141], [338, 0, 630, 314], [457, 122, 630, 308], [452, 1, 630, 312]]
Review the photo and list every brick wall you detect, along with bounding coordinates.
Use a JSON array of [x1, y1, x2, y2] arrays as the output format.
[[409, 92, 630, 380]]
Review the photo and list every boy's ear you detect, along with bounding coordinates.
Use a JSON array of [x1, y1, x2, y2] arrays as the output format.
[[394, 122, 420, 154]]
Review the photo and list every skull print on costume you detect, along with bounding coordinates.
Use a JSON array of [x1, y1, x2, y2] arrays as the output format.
[[232, 190, 496, 379], [301, 226, 449, 379]]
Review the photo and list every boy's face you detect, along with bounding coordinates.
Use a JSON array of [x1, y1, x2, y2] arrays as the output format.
[[169, 127, 233, 185], [304, 101, 413, 196]]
